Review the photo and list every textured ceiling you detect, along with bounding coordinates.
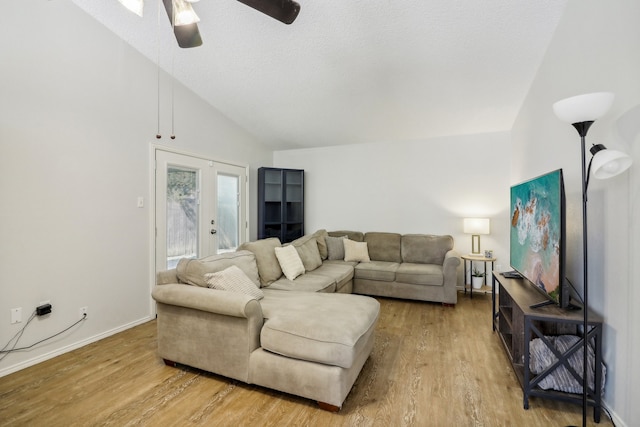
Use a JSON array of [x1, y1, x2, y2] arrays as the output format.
[[72, 0, 568, 150]]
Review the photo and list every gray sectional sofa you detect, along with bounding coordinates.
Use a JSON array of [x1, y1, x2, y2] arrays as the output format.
[[151, 229, 460, 410], [328, 230, 460, 305]]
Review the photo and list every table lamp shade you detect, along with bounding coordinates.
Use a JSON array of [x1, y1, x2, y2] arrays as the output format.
[[463, 218, 490, 235]]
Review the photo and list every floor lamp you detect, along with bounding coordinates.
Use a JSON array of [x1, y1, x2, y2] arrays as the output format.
[[553, 92, 633, 426]]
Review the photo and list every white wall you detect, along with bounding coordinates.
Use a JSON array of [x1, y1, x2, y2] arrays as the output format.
[[511, 0, 640, 425], [0, 1, 272, 376], [274, 132, 512, 274]]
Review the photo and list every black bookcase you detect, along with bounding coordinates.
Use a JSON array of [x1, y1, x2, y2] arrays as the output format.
[[257, 167, 304, 243]]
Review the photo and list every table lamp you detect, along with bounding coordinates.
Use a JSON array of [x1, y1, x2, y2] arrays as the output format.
[[463, 218, 490, 255]]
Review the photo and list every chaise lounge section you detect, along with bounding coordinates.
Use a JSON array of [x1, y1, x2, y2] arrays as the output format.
[[152, 251, 379, 410]]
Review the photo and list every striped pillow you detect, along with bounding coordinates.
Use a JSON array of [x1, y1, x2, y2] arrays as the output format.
[[205, 265, 264, 300]]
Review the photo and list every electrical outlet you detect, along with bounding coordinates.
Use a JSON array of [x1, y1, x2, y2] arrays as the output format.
[[79, 307, 88, 320], [11, 307, 22, 324]]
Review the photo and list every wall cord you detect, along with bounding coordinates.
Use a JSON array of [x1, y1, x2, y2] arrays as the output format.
[[0, 312, 87, 362]]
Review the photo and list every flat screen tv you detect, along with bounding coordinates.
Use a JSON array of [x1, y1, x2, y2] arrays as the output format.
[[510, 169, 569, 308]]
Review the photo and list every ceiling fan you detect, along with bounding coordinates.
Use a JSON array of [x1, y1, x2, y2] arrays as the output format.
[[161, 0, 301, 49]]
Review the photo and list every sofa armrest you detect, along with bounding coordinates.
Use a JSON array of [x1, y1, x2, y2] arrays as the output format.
[[156, 269, 178, 285], [152, 284, 263, 382], [444, 249, 461, 266], [152, 284, 263, 319], [443, 249, 461, 285]]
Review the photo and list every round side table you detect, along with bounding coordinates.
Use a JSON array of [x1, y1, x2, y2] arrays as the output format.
[[461, 254, 496, 298]]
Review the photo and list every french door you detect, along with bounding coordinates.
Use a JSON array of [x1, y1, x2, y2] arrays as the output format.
[[155, 149, 247, 272]]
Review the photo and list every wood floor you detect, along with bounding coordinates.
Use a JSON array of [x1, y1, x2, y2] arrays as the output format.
[[0, 292, 613, 426]]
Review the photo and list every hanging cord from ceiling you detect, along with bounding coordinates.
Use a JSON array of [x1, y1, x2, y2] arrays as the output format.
[[155, 0, 184, 140], [170, 14, 176, 141], [156, 0, 162, 139], [168, 0, 177, 140]]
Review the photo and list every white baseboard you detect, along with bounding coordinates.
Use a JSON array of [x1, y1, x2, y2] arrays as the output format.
[[0, 316, 153, 378], [603, 400, 626, 427]]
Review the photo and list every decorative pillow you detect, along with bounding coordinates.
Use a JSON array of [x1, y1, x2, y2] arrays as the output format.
[[291, 236, 323, 272], [313, 229, 329, 260], [326, 235, 347, 260], [238, 238, 283, 286], [274, 245, 305, 280], [175, 250, 260, 288], [344, 239, 371, 262], [205, 265, 264, 300]]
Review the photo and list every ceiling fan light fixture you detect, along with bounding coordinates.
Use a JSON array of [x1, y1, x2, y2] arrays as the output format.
[[118, 0, 144, 17], [173, 0, 200, 26]]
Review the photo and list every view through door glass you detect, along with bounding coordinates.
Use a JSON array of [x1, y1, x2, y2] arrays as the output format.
[[166, 166, 198, 269], [216, 174, 240, 253], [211, 162, 246, 254]]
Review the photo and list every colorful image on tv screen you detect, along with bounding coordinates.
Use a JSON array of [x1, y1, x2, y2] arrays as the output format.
[[510, 170, 562, 302]]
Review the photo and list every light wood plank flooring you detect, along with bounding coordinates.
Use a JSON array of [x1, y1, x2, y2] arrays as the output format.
[[0, 292, 613, 426]]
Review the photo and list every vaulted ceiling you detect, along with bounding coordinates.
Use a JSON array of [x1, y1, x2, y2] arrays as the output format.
[[72, 0, 568, 150]]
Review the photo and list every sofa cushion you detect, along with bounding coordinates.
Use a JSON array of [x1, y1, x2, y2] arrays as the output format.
[[325, 235, 347, 260], [310, 262, 354, 285], [238, 238, 283, 286], [344, 239, 371, 262], [274, 245, 305, 281], [395, 263, 443, 286], [260, 291, 380, 369], [354, 261, 399, 282], [267, 273, 336, 293], [176, 250, 260, 288], [205, 265, 264, 300], [401, 234, 454, 265], [290, 235, 323, 272], [364, 232, 402, 263]]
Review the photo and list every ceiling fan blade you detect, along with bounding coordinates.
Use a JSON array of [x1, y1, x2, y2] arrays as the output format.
[[237, 0, 301, 25], [162, 0, 203, 48]]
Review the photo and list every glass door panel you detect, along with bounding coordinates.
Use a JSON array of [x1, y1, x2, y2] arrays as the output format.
[[216, 174, 239, 253], [166, 167, 199, 269], [211, 162, 247, 254]]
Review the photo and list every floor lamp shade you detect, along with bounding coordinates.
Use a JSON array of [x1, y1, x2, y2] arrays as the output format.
[[590, 144, 633, 179], [463, 218, 490, 254], [552, 92, 615, 124]]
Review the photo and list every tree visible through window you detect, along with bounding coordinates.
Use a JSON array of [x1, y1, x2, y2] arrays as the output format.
[[166, 167, 198, 268]]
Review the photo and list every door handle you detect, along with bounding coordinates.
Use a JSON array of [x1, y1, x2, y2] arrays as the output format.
[[210, 229, 217, 235]]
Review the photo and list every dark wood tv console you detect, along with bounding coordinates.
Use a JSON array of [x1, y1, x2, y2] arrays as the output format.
[[491, 272, 604, 422]]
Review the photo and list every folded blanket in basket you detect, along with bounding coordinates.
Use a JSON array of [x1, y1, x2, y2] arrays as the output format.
[[529, 335, 606, 394]]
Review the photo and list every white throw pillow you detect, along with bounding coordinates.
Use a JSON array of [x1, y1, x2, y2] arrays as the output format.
[[274, 245, 305, 280], [205, 265, 264, 300], [344, 239, 371, 262]]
